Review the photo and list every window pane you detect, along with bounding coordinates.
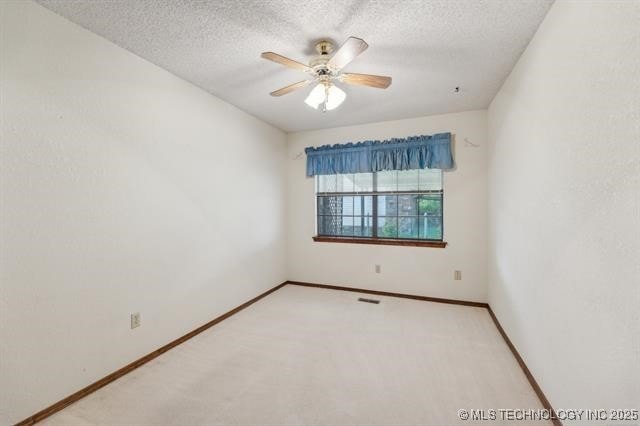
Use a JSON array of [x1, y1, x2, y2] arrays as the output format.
[[377, 195, 397, 216], [341, 196, 354, 215], [321, 169, 442, 193], [317, 196, 329, 215], [420, 215, 443, 240], [398, 194, 420, 216], [317, 174, 337, 193], [317, 174, 360, 193], [337, 174, 355, 192], [319, 215, 362, 237], [377, 170, 397, 191], [318, 196, 345, 216], [417, 194, 443, 216], [353, 216, 373, 237], [353, 196, 373, 216], [419, 169, 442, 191], [354, 173, 373, 192], [399, 217, 420, 239], [377, 217, 398, 238], [397, 169, 420, 191], [318, 216, 341, 236], [340, 216, 354, 237]]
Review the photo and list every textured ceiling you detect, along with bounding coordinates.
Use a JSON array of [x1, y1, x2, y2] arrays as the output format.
[[37, 0, 553, 132]]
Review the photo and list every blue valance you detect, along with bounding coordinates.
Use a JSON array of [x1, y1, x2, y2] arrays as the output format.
[[305, 133, 454, 176]]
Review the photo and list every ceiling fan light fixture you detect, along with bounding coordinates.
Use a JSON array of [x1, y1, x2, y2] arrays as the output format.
[[304, 83, 346, 111], [263, 37, 390, 112], [304, 83, 326, 109]]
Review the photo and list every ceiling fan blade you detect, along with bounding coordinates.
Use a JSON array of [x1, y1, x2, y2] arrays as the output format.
[[270, 80, 312, 97], [327, 37, 368, 71], [261, 52, 311, 73], [341, 73, 392, 89]]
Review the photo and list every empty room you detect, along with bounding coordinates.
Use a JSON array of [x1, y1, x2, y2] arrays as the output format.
[[1, 0, 638, 425]]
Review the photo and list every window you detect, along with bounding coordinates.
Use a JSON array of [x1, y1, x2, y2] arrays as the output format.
[[315, 169, 444, 245]]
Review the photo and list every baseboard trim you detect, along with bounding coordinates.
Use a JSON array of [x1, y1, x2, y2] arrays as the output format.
[[287, 280, 561, 426], [487, 306, 562, 426], [286, 280, 489, 308], [15, 281, 288, 426]]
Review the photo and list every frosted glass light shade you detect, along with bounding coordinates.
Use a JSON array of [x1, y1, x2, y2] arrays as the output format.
[[325, 85, 346, 110], [304, 84, 326, 109], [304, 83, 347, 111]]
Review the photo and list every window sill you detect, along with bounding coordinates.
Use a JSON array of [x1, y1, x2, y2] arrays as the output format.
[[312, 236, 447, 248]]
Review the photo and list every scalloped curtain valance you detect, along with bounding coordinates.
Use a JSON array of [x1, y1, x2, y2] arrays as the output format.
[[304, 132, 454, 177]]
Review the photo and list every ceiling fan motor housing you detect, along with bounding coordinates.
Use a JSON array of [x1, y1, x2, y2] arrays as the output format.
[[309, 40, 335, 78]]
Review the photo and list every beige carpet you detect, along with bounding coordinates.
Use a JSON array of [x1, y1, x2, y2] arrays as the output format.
[[42, 285, 549, 425]]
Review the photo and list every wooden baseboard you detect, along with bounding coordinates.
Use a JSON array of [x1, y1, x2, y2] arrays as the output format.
[[487, 306, 562, 426], [287, 280, 561, 426], [286, 280, 488, 308], [15, 281, 288, 426]]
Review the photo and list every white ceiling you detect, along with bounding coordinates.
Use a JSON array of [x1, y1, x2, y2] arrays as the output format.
[[37, 0, 553, 132]]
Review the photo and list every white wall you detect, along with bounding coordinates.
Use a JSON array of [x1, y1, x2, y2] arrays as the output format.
[[0, 1, 287, 423], [287, 111, 488, 302], [488, 0, 640, 419]]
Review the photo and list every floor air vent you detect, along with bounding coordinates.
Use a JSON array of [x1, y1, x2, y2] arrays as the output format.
[[358, 297, 380, 304]]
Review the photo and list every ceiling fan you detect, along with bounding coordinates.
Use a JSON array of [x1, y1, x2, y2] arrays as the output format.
[[261, 37, 392, 112]]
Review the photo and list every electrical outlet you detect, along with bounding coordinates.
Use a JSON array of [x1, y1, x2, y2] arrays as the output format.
[[454, 270, 462, 280], [130, 312, 141, 329], [375, 264, 381, 273]]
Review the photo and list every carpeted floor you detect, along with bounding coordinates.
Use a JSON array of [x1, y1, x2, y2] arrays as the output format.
[[42, 285, 549, 425]]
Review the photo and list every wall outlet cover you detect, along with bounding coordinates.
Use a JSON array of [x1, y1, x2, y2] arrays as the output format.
[[130, 312, 141, 329]]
